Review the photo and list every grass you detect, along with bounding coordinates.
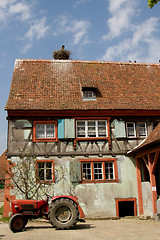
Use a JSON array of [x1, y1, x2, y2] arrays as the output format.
[[0, 205, 10, 222], [0, 205, 3, 215]]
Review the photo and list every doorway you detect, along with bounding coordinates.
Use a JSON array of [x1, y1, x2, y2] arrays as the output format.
[[115, 198, 137, 217]]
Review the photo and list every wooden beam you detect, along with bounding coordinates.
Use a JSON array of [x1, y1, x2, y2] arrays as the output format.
[[152, 151, 160, 174], [148, 154, 157, 215], [142, 155, 149, 171], [136, 158, 143, 215]]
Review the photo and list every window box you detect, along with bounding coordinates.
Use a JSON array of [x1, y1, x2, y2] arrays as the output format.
[[33, 121, 58, 142], [79, 159, 118, 183], [36, 160, 54, 183]]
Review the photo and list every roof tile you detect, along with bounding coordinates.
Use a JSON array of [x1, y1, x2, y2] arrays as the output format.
[[5, 60, 160, 111]]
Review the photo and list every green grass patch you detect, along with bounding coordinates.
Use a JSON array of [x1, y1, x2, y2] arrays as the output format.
[[0, 205, 3, 215], [0, 216, 10, 222]]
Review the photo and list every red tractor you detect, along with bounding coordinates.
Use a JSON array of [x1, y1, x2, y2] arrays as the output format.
[[9, 195, 85, 232]]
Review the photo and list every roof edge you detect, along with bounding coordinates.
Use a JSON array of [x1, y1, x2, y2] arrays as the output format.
[[13, 59, 160, 66]]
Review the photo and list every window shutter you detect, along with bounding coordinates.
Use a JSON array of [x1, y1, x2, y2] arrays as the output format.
[[64, 119, 75, 138], [69, 161, 81, 183], [58, 119, 65, 139], [115, 120, 126, 138]]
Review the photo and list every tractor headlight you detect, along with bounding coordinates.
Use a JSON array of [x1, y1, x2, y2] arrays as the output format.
[[14, 205, 19, 210]]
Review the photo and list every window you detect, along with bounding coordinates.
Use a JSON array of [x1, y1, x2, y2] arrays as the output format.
[[126, 122, 136, 137], [80, 159, 118, 183], [76, 120, 108, 138], [138, 122, 147, 137], [36, 160, 54, 182], [33, 121, 58, 142], [83, 90, 96, 100], [126, 122, 147, 138]]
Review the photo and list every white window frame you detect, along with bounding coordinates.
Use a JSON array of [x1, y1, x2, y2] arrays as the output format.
[[76, 120, 108, 138], [126, 122, 136, 138], [36, 124, 55, 139], [81, 161, 115, 181], [83, 90, 96, 99], [138, 122, 147, 137]]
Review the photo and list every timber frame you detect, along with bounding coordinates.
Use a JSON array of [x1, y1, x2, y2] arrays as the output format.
[[135, 145, 160, 215]]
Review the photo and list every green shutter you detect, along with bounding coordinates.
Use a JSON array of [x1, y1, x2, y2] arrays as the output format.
[[64, 119, 75, 138], [69, 161, 81, 183], [115, 120, 126, 138]]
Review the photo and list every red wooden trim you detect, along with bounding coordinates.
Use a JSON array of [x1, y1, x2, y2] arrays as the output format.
[[75, 137, 109, 141], [114, 159, 118, 181], [135, 145, 160, 158], [7, 110, 160, 117], [115, 198, 137, 217], [91, 162, 94, 181], [74, 118, 111, 149], [36, 159, 55, 183], [152, 151, 160, 174], [79, 158, 116, 162], [33, 120, 58, 142], [102, 162, 106, 181], [79, 158, 119, 183], [142, 156, 149, 171], [148, 154, 157, 215], [136, 158, 144, 215]]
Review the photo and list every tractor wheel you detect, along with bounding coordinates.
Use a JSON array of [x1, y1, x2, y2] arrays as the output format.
[[48, 198, 79, 229], [9, 214, 27, 233]]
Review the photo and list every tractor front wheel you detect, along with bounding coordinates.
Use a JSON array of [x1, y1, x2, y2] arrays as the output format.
[[9, 214, 27, 233], [48, 198, 79, 229]]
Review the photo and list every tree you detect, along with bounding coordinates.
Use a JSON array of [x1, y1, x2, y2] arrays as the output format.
[[148, 0, 160, 8], [6, 156, 53, 199]]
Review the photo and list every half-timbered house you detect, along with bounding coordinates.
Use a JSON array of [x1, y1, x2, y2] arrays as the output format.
[[4, 59, 160, 218]]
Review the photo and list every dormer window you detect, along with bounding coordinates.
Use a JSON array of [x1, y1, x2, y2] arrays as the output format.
[[82, 87, 97, 100]]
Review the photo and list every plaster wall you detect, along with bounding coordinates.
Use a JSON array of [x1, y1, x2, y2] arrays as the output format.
[[53, 155, 138, 218]]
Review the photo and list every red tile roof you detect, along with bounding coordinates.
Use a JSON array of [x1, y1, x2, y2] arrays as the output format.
[[5, 59, 160, 111]]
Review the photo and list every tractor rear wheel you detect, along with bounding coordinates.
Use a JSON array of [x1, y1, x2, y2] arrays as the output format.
[[48, 198, 79, 229], [9, 214, 27, 233]]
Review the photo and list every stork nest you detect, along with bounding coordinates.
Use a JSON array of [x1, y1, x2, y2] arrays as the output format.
[[53, 49, 71, 60]]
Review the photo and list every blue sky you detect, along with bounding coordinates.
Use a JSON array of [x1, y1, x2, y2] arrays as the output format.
[[0, 0, 160, 155]]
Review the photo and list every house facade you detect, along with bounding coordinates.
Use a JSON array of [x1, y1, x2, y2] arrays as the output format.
[[128, 123, 160, 217], [4, 59, 160, 218]]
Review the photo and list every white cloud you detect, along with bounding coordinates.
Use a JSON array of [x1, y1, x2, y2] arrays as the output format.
[[21, 43, 32, 54], [103, 0, 137, 40], [101, 0, 160, 63], [25, 17, 49, 41], [101, 17, 160, 63], [54, 16, 91, 45], [0, 0, 31, 22], [132, 17, 159, 46], [74, 0, 92, 8], [8, 1, 31, 21]]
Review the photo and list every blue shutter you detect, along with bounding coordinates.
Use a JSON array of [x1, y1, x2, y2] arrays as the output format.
[[58, 119, 64, 139], [115, 120, 126, 138]]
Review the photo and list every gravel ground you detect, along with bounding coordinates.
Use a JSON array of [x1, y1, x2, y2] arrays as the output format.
[[0, 218, 160, 240]]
